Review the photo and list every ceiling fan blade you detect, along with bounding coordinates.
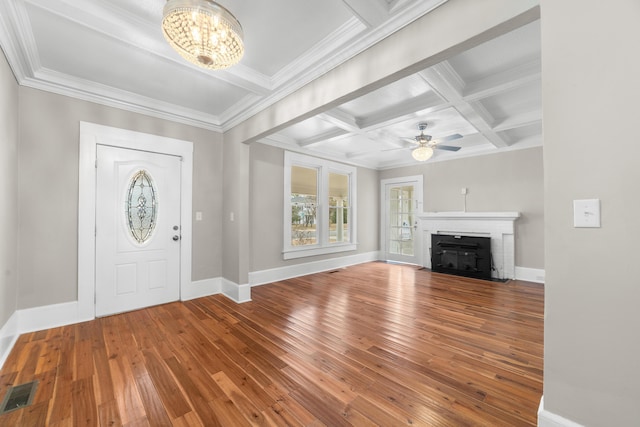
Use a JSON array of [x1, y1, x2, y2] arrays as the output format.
[[434, 145, 461, 152], [438, 133, 463, 142]]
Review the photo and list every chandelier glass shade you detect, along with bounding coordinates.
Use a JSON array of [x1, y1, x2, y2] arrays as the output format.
[[162, 0, 244, 70], [412, 145, 434, 162]]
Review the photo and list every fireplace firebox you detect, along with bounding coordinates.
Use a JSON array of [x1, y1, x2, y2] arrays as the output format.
[[431, 234, 492, 280]]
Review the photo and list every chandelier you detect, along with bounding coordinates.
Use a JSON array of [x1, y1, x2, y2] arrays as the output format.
[[162, 0, 244, 70], [412, 145, 434, 162]]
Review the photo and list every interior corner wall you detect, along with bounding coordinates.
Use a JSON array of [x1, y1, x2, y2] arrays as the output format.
[[541, 1, 640, 425], [17, 87, 223, 310], [249, 143, 380, 273], [0, 47, 19, 329], [221, 134, 250, 285], [379, 147, 544, 270]]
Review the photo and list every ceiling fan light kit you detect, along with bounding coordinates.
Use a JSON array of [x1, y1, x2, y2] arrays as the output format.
[[162, 0, 244, 70], [408, 122, 462, 161], [412, 145, 434, 161]]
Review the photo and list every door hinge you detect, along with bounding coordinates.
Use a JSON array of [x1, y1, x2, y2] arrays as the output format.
[[95, 159, 97, 168]]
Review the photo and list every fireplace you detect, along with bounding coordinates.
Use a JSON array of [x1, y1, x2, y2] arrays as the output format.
[[431, 234, 492, 280], [418, 212, 520, 280]]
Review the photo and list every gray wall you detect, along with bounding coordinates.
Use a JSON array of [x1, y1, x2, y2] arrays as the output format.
[[0, 48, 19, 327], [380, 147, 544, 269], [249, 143, 379, 272], [542, 1, 640, 425], [17, 87, 223, 310], [222, 135, 250, 285]]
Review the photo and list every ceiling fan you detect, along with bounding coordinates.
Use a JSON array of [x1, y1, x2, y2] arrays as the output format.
[[404, 122, 462, 161]]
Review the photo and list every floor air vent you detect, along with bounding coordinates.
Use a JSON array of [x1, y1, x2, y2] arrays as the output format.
[[0, 381, 38, 414]]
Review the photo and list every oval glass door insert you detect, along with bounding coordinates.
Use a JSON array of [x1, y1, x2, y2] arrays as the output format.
[[126, 170, 158, 244]]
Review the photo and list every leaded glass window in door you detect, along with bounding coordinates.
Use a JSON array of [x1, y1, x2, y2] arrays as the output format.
[[126, 170, 158, 244]]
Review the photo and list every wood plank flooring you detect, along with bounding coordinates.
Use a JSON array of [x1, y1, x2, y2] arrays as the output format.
[[0, 262, 544, 426]]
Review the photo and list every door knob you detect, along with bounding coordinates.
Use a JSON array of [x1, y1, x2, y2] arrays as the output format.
[[172, 235, 180, 241]]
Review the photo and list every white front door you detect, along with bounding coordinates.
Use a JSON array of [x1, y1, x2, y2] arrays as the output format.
[[95, 145, 182, 317], [381, 176, 423, 264]]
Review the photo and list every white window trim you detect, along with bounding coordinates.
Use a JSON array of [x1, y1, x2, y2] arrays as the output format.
[[284, 151, 357, 260]]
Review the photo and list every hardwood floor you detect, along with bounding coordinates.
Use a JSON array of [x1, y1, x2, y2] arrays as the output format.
[[0, 262, 544, 426]]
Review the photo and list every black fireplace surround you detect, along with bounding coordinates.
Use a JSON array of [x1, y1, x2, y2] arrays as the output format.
[[431, 234, 492, 280]]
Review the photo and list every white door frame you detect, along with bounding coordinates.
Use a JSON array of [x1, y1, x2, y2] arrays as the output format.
[[380, 175, 424, 264], [78, 122, 193, 320]]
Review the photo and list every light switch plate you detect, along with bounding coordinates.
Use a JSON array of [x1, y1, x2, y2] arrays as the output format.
[[573, 199, 600, 228]]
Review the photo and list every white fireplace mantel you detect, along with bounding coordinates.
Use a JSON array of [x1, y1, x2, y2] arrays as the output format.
[[418, 211, 520, 280]]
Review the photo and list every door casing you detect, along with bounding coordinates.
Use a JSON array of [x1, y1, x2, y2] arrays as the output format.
[[78, 122, 193, 320]]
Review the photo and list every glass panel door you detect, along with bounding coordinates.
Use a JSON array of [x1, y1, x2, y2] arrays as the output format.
[[382, 177, 423, 264]]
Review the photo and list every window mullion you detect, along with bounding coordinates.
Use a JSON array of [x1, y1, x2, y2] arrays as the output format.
[[319, 165, 328, 247], [284, 161, 292, 251]]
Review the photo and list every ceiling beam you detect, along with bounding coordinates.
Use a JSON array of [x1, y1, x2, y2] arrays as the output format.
[[318, 110, 362, 132], [258, 134, 299, 148], [493, 109, 542, 132], [463, 58, 541, 101], [357, 91, 447, 130], [298, 129, 350, 147], [341, 0, 389, 28], [420, 62, 510, 148]]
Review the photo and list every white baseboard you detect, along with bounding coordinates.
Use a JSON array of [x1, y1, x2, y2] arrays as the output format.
[[221, 278, 252, 303], [249, 251, 381, 287], [18, 301, 89, 334], [515, 266, 545, 283], [0, 312, 19, 368], [0, 300, 90, 369], [182, 277, 221, 301], [538, 396, 585, 427]]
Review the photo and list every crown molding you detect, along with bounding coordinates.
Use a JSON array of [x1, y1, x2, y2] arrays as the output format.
[[0, 0, 39, 80], [26, 67, 223, 132]]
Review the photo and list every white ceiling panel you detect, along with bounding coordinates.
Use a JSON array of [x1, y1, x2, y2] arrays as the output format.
[[229, 0, 356, 76]]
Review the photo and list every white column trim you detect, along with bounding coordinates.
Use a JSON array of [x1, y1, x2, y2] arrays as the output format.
[[538, 396, 585, 427], [221, 279, 252, 303], [0, 312, 18, 368], [515, 266, 545, 283]]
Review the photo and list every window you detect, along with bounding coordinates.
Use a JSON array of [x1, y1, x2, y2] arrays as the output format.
[[284, 152, 357, 259]]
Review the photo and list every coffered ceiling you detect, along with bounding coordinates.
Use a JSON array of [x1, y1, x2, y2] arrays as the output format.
[[0, 0, 541, 170]]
